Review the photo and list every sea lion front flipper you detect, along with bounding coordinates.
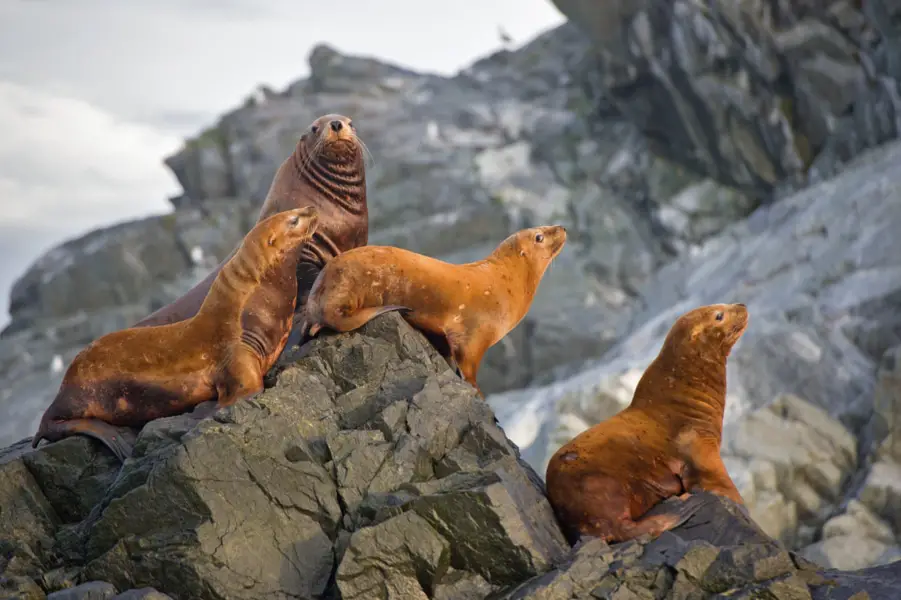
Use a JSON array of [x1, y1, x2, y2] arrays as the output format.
[[37, 419, 137, 462], [284, 313, 309, 349]]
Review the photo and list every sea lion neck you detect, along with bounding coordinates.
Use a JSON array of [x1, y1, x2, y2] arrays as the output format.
[[478, 240, 544, 300], [630, 345, 728, 434], [292, 139, 366, 215]]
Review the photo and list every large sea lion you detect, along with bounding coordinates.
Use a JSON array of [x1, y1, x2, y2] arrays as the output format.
[[301, 225, 568, 397], [545, 303, 749, 544], [135, 113, 367, 332], [31, 207, 321, 461]]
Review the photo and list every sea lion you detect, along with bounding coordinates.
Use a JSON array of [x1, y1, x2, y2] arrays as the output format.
[[134, 113, 367, 331], [301, 225, 567, 397], [544, 303, 749, 545], [31, 207, 321, 461]]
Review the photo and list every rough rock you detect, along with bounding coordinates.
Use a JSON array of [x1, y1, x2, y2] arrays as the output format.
[[551, 0, 901, 197], [1, 3, 901, 593], [46, 581, 117, 600], [723, 394, 858, 547], [0, 314, 569, 600], [800, 499, 901, 571], [497, 491, 901, 600]]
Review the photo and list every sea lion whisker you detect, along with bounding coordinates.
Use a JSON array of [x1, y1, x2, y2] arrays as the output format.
[[356, 136, 376, 168]]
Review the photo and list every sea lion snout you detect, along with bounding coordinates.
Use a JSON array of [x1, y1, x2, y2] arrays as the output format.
[[291, 206, 319, 222], [545, 225, 568, 253], [330, 120, 343, 132]]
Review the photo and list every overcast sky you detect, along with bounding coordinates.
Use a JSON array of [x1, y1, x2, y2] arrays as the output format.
[[0, 0, 565, 327]]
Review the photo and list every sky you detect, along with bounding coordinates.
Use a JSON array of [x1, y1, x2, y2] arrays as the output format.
[[0, 0, 566, 328]]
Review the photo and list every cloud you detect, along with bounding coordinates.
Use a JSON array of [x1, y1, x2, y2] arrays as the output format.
[[0, 80, 181, 230], [0, 0, 566, 130]]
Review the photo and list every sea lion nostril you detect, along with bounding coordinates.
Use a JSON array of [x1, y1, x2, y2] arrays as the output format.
[[330, 120, 343, 132]]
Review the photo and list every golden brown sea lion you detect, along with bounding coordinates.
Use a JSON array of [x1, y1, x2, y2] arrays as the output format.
[[31, 207, 320, 461], [301, 225, 567, 397], [545, 303, 748, 544]]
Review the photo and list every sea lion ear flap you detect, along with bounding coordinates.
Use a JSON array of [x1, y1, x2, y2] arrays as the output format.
[[688, 324, 702, 343], [267, 235, 277, 247]]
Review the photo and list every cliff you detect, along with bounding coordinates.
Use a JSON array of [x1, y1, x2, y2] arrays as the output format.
[[1, 0, 901, 593]]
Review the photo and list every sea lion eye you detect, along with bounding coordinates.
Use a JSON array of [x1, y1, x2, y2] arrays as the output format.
[[348, 121, 354, 129], [715, 312, 724, 321], [311, 125, 320, 134], [535, 234, 544, 243]]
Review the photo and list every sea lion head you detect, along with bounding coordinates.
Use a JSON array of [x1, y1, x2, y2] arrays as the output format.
[[503, 225, 568, 264], [255, 206, 320, 258], [664, 303, 749, 358], [299, 113, 364, 165]]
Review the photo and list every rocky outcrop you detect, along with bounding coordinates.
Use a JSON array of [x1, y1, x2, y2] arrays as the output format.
[[551, 0, 901, 198], [3, 0, 901, 588], [1, 314, 899, 600]]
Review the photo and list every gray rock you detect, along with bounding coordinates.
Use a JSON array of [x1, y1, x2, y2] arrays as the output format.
[[0, 575, 45, 600], [12, 313, 558, 600], [109, 589, 173, 600], [0, 441, 60, 577], [551, 0, 900, 197], [46, 582, 116, 600], [0, 315, 900, 599], [22, 438, 119, 524], [336, 512, 450, 600], [723, 394, 858, 546], [872, 344, 901, 462], [498, 492, 901, 600]]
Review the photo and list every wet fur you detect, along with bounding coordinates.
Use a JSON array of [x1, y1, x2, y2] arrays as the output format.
[[544, 303, 749, 545], [303, 226, 567, 397]]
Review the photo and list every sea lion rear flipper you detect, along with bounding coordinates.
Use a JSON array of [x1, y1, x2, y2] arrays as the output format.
[[368, 305, 412, 319], [37, 419, 137, 462], [642, 492, 714, 531]]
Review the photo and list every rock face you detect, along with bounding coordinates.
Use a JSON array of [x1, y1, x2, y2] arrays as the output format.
[[551, 0, 901, 198], [1, 314, 900, 600]]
